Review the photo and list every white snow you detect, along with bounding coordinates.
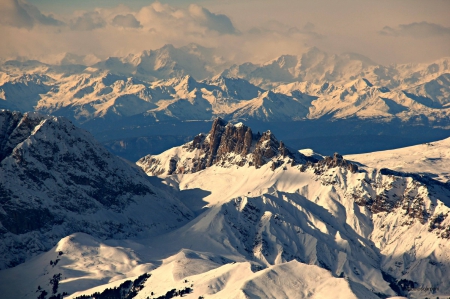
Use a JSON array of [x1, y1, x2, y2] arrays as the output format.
[[2, 45, 450, 299], [1, 47, 450, 124], [346, 137, 450, 183]]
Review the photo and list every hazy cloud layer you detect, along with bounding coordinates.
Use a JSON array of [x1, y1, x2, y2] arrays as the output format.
[[0, 0, 63, 29], [137, 2, 237, 36], [380, 22, 450, 38], [70, 11, 106, 31], [1, 0, 449, 65], [248, 20, 322, 39], [112, 14, 142, 28], [188, 4, 237, 35]]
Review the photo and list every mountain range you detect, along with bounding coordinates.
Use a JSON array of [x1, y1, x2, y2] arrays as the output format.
[[1, 44, 450, 162], [1, 111, 450, 298], [1, 44, 450, 298], [2, 45, 450, 126]]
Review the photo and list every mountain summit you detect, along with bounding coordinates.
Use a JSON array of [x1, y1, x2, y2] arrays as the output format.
[[137, 118, 315, 176]]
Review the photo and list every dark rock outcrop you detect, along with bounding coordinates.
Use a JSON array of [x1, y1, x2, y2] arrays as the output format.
[[300, 152, 358, 174], [0, 110, 40, 162], [138, 117, 310, 175]]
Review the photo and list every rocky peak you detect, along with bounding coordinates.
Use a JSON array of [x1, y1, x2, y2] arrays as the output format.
[[215, 121, 253, 158], [252, 130, 287, 168], [193, 117, 289, 168], [137, 118, 308, 176]]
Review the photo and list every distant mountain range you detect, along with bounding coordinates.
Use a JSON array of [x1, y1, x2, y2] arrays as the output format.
[[1, 44, 450, 126], [1, 43, 450, 161]]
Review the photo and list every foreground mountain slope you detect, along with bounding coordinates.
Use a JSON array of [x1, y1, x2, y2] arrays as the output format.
[[136, 119, 450, 298], [0, 110, 193, 270], [0, 232, 377, 299], [67, 257, 379, 299], [2, 118, 450, 298]]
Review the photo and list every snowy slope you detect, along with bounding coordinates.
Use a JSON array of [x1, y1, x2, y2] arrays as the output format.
[[0, 110, 193, 270], [274, 77, 450, 121], [135, 119, 450, 298], [68, 260, 379, 299], [0, 233, 156, 299], [346, 136, 450, 183], [2, 118, 450, 298]]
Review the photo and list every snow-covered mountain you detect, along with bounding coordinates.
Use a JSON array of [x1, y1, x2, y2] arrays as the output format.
[[0, 74, 53, 112], [221, 48, 378, 88], [35, 72, 159, 123], [135, 119, 450, 298], [93, 43, 226, 81], [2, 46, 450, 163], [346, 136, 450, 183], [0, 110, 193, 270], [274, 77, 450, 121], [1, 45, 450, 134], [2, 116, 450, 298], [223, 47, 450, 90]]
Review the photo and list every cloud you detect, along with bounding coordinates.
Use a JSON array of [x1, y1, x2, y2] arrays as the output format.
[[0, 0, 63, 29], [2, 1, 447, 66], [188, 4, 237, 35], [112, 14, 142, 28], [137, 2, 238, 36], [380, 21, 450, 38], [0, 1, 324, 66], [70, 11, 106, 31], [248, 21, 323, 39]]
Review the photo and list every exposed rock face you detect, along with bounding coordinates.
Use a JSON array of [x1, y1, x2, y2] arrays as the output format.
[[137, 118, 311, 176], [0, 110, 41, 161], [0, 110, 193, 269], [216, 119, 253, 158], [300, 152, 359, 174]]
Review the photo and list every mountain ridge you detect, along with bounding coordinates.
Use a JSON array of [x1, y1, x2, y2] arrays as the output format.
[[0, 110, 194, 270], [2, 45, 450, 128], [1, 112, 450, 298], [137, 118, 318, 176]]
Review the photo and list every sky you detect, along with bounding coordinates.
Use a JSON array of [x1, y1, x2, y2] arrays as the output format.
[[1, 0, 449, 65]]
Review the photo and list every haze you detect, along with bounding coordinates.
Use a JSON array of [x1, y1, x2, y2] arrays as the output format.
[[1, 0, 449, 65]]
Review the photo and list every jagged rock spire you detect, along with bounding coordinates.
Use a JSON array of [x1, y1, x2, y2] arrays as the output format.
[[138, 118, 310, 176]]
